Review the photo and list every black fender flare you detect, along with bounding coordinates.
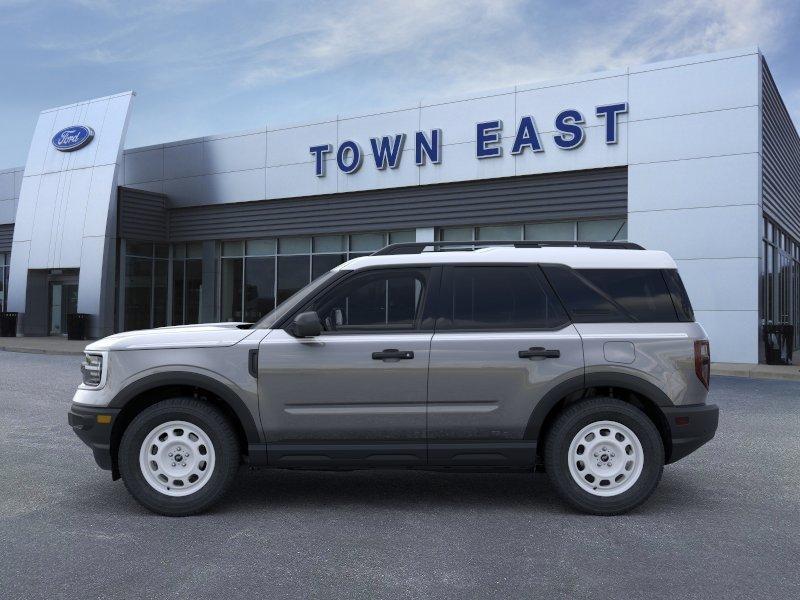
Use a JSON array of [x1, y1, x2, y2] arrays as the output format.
[[524, 371, 672, 440], [108, 371, 261, 444]]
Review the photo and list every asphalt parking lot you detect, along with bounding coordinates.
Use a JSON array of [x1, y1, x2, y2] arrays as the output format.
[[0, 351, 798, 600]]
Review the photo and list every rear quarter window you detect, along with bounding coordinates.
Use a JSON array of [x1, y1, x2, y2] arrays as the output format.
[[542, 266, 687, 323]]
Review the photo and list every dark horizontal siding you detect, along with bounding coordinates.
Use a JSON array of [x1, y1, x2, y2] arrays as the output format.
[[0, 223, 13, 252], [167, 167, 627, 242], [118, 187, 168, 241], [762, 59, 800, 241]]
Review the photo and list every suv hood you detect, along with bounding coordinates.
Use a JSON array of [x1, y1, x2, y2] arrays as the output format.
[[85, 323, 253, 352]]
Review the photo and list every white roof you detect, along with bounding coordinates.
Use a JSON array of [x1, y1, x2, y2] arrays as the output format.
[[334, 247, 677, 271]]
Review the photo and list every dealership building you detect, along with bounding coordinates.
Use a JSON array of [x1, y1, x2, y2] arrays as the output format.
[[0, 47, 799, 364]]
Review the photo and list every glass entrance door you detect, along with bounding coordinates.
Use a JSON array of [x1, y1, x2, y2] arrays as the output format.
[[49, 281, 78, 336]]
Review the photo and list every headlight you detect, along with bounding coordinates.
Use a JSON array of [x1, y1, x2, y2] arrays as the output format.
[[81, 353, 104, 387]]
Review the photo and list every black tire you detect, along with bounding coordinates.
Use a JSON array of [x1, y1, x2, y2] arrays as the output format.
[[544, 397, 664, 515], [118, 397, 241, 516]]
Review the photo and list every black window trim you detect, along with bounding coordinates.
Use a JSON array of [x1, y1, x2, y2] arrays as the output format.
[[435, 264, 572, 333]]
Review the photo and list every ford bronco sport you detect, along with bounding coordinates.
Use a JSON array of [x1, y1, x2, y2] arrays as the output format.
[[69, 241, 718, 516]]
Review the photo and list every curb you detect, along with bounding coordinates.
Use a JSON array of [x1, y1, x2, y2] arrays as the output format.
[[712, 365, 800, 382]]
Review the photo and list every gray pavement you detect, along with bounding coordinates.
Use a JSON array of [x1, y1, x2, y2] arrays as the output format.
[[0, 351, 798, 600]]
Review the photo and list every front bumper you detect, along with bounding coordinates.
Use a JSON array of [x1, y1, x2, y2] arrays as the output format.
[[68, 403, 121, 472], [662, 403, 719, 463]]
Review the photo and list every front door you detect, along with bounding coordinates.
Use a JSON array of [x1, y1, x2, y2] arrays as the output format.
[[426, 265, 585, 466], [48, 281, 78, 335], [258, 267, 437, 466]]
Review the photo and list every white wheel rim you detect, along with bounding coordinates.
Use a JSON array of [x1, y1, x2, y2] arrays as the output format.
[[567, 420, 644, 497], [138, 420, 216, 497]]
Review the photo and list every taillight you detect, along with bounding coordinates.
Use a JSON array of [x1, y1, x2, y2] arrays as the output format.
[[694, 340, 710, 389]]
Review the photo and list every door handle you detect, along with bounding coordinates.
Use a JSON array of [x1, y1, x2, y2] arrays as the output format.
[[372, 349, 414, 360], [518, 347, 560, 359]]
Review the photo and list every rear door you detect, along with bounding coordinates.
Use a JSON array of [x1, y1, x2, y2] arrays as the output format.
[[426, 265, 584, 466]]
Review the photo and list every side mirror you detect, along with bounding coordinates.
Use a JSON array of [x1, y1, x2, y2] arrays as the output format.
[[291, 311, 322, 338]]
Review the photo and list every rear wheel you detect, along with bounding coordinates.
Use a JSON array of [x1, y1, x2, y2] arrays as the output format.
[[118, 398, 240, 516], [544, 398, 664, 515]]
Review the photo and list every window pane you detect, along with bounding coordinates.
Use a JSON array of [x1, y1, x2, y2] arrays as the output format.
[[222, 241, 244, 257], [577, 269, 678, 322], [220, 257, 243, 321], [279, 237, 310, 255], [246, 239, 276, 256], [154, 244, 169, 259], [187, 242, 203, 259], [350, 233, 385, 252], [542, 265, 627, 323], [314, 235, 346, 253], [127, 241, 153, 258], [662, 269, 695, 322], [389, 230, 416, 244], [153, 259, 168, 327], [525, 221, 575, 241], [312, 253, 347, 279], [447, 267, 567, 329], [476, 225, 522, 240], [616, 221, 628, 241], [172, 260, 185, 325], [244, 256, 276, 322], [173, 244, 186, 259], [277, 255, 310, 305], [440, 227, 473, 241], [124, 256, 152, 330], [577, 219, 626, 241], [185, 259, 203, 324], [314, 270, 427, 331]]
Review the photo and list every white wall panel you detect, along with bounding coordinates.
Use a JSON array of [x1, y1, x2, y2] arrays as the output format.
[[694, 310, 759, 363], [515, 124, 627, 176], [267, 121, 337, 167], [41, 105, 78, 175], [629, 204, 759, 260], [267, 161, 337, 199], [124, 147, 164, 184], [204, 169, 266, 204], [338, 108, 420, 150], [22, 110, 56, 177], [57, 168, 93, 267], [164, 142, 203, 179], [629, 55, 759, 121], [420, 93, 515, 146], [516, 75, 628, 132], [204, 132, 266, 174], [337, 148, 418, 193], [628, 153, 759, 213], [0, 171, 14, 200], [628, 106, 759, 164], [676, 257, 758, 311], [93, 94, 134, 166], [419, 140, 515, 186], [163, 175, 209, 207], [27, 172, 60, 268]]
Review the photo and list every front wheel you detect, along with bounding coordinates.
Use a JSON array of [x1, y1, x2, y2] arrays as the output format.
[[544, 398, 664, 515], [118, 398, 240, 516]]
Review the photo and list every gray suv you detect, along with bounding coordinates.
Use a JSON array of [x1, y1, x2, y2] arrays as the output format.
[[68, 241, 718, 516]]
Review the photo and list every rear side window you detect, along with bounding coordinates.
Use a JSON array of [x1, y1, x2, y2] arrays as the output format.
[[542, 266, 682, 323], [577, 269, 678, 322], [442, 266, 568, 330], [662, 269, 695, 322]]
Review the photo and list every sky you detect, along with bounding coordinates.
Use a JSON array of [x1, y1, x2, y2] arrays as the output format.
[[0, 0, 798, 167]]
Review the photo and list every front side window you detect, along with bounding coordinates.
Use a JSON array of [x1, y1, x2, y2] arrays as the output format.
[[442, 266, 568, 330], [310, 269, 428, 332]]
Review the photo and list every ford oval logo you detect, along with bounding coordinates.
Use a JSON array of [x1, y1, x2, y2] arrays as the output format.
[[51, 125, 95, 152]]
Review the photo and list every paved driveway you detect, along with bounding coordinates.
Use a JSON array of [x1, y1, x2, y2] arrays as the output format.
[[0, 351, 798, 600]]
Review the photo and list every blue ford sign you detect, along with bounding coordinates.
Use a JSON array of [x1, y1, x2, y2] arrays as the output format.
[[51, 125, 95, 152]]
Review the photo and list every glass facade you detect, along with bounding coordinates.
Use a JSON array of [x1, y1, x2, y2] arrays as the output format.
[[219, 230, 415, 323], [0, 252, 8, 311], [123, 242, 169, 331], [762, 216, 800, 352], [439, 218, 627, 243], [172, 242, 203, 325]]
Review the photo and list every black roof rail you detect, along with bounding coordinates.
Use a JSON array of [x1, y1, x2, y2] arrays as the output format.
[[371, 240, 645, 256]]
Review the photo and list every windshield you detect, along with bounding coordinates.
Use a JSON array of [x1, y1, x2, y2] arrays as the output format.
[[253, 270, 344, 329]]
